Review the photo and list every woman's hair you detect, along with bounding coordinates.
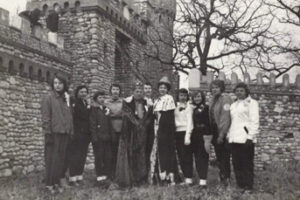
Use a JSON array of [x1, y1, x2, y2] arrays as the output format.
[[176, 88, 189, 101], [157, 82, 171, 91], [109, 83, 122, 95], [190, 90, 206, 105], [144, 82, 152, 87], [51, 74, 68, 93], [74, 85, 89, 99], [210, 80, 225, 93], [233, 82, 250, 97], [93, 90, 106, 101]]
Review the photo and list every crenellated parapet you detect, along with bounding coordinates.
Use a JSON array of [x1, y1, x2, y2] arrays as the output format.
[[0, 8, 72, 84], [27, 0, 148, 43], [188, 69, 300, 95]]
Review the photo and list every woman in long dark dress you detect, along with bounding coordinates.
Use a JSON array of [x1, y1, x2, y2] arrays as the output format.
[[115, 82, 153, 187], [149, 76, 177, 185]]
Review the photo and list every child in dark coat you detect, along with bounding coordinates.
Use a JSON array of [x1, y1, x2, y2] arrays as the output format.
[[90, 91, 112, 184]]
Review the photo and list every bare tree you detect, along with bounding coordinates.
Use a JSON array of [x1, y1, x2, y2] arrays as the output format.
[[145, 0, 299, 79], [259, 0, 300, 78]]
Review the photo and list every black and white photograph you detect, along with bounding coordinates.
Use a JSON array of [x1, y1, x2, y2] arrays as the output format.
[[0, 0, 299, 199]]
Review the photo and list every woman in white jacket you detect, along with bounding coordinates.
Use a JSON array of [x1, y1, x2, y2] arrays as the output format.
[[227, 83, 259, 191], [174, 88, 193, 185]]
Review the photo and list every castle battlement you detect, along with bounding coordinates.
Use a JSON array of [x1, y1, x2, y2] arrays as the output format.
[[0, 7, 72, 84], [188, 69, 300, 95], [27, 0, 151, 43]]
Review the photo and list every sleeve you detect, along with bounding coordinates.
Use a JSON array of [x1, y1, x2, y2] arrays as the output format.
[[218, 96, 232, 139], [89, 108, 97, 141], [247, 100, 259, 140], [41, 95, 52, 135], [185, 104, 194, 139]]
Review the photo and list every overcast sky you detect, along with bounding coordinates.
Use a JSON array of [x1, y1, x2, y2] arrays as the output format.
[[0, 0, 27, 14]]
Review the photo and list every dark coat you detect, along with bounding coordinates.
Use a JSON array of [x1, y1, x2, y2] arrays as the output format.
[[115, 98, 152, 187], [72, 98, 90, 136], [192, 104, 211, 136], [89, 106, 112, 142]]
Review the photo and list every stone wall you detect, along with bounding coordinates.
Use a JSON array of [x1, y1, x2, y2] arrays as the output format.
[[28, 0, 177, 96], [0, 15, 72, 177], [0, 0, 179, 178], [188, 69, 300, 170]]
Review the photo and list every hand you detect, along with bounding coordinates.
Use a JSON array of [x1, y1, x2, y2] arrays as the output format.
[[184, 135, 191, 145], [204, 141, 211, 154], [245, 139, 253, 147], [216, 136, 224, 144]]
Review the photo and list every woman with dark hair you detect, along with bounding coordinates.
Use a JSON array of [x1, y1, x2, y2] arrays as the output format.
[[184, 90, 212, 187], [227, 83, 259, 191], [209, 80, 232, 186], [174, 88, 193, 185], [68, 85, 91, 186], [41, 75, 73, 193], [149, 76, 177, 185], [90, 91, 112, 185]]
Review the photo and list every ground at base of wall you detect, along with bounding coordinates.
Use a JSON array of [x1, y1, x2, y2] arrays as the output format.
[[0, 162, 299, 200]]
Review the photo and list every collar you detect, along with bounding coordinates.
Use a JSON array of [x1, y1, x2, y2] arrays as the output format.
[[237, 96, 251, 103], [52, 91, 63, 98], [177, 102, 187, 107]]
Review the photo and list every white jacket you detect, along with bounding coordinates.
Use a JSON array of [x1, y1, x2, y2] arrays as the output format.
[[174, 102, 193, 133], [227, 96, 259, 143]]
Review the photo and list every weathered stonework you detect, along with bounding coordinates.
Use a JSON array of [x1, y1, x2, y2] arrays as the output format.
[[0, 20, 72, 177], [0, 0, 177, 177]]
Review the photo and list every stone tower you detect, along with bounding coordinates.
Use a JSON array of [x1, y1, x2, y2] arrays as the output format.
[[26, 0, 177, 96]]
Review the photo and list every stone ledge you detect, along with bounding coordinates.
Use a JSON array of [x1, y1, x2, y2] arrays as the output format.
[[28, 0, 147, 44]]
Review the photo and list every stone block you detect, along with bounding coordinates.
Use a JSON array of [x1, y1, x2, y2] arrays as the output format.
[[1, 169, 12, 177]]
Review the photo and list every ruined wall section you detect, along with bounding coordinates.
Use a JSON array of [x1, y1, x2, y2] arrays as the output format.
[[0, 15, 72, 177]]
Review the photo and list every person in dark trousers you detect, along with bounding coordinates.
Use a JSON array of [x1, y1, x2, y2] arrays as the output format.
[[174, 88, 193, 185], [90, 91, 112, 185], [41, 75, 73, 194], [209, 80, 232, 186], [184, 90, 212, 187], [143, 82, 154, 172], [105, 83, 123, 179], [149, 76, 177, 185], [68, 85, 91, 186], [227, 83, 259, 191]]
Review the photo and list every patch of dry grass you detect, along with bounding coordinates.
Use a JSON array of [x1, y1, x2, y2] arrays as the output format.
[[0, 161, 299, 200]]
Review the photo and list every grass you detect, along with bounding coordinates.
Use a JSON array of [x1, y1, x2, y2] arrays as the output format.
[[0, 161, 299, 200]]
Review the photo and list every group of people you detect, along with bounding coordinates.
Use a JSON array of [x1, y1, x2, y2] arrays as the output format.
[[41, 74, 259, 194]]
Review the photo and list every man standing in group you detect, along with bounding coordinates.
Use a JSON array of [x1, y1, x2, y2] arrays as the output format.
[[105, 83, 123, 179], [144, 82, 153, 107], [143, 82, 154, 172], [41, 75, 73, 194]]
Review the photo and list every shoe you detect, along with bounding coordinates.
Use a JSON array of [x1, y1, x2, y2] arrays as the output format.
[[199, 179, 207, 188]]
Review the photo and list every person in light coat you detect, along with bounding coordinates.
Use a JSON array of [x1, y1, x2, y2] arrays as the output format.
[[209, 80, 232, 185], [227, 83, 259, 191]]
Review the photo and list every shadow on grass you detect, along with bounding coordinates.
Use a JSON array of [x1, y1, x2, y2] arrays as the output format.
[[0, 161, 299, 200]]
